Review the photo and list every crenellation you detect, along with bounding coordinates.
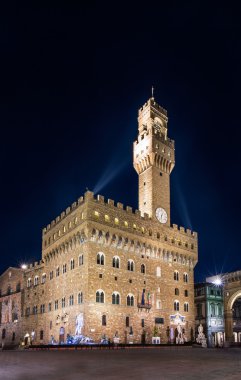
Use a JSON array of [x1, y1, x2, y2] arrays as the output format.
[[97, 194, 105, 203], [117, 202, 123, 209], [78, 196, 84, 204], [126, 206, 133, 213], [61, 211, 65, 219], [66, 207, 70, 215], [56, 216, 60, 223], [107, 199, 114, 206], [71, 202, 77, 209]]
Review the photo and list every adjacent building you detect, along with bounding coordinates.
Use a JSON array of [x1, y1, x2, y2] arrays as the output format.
[[194, 282, 224, 347], [0, 96, 198, 346]]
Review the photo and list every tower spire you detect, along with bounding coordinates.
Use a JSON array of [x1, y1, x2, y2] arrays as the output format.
[[151, 85, 154, 99]]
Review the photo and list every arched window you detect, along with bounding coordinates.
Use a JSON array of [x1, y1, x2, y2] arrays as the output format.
[[127, 260, 134, 272], [141, 264, 145, 274], [79, 254, 84, 266], [184, 302, 189, 312], [183, 273, 188, 283], [70, 259, 75, 270], [210, 303, 215, 317], [63, 264, 67, 274], [62, 298, 65, 308], [27, 278, 31, 288], [102, 315, 106, 326], [156, 266, 161, 277], [96, 290, 104, 303], [41, 274, 46, 284], [174, 271, 179, 281], [49, 271, 53, 280], [78, 292, 83, 304], [175, 288, 179, 296], [34, 276, 39, 286], [174, 300, 179, 311], [112, 292, 120, 305], [218, 303, 222, 316], [127, 294, 134, 306], [69, 295, 74, 306], [56, 267, 60, 277], [112, 256, 120, 269], [97, 252, 105, 265], [156, 300, 162, 309]]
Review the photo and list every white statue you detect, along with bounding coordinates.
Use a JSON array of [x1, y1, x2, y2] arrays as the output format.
[[176, 324, 184, 344], [75, 313, 84, 335], [196, 323, 207, 348]]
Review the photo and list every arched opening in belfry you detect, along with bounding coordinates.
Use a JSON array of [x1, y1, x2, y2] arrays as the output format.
[[232, 297, 241, 343]]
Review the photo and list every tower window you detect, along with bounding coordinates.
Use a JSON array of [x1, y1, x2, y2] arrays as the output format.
[[160, 172, 162, 176], [144, 182, 146, 186]]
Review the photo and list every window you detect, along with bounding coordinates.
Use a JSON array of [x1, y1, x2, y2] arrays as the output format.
[[112, 292, 120, 305], [185, 290, 188, 297], [33, 305, 38, 315], [62, 298, 65, 308], [99, 274, 103, 278], [102, 315, 106, 326], [126, 316, 130, 327], [79, 254, 84, 266], [54, 300, 58, 310], [112, 256, 120, 269], [127, 294, 134, 306], [34, 276, 39, 286], [48, 302, 52, 312], [133, 224, 137, 230], [56, 267, 60, 277], [12, 332, 15, 341], [114, 218, 119, 225], [40, 330, 44, 340], [127, 260, 134, 272], [40, 304, 45, 314], [124, 221, 128, 227], [96, 290, 104, 303], [174, 271, 179, 281], [184, 302, 189, 312], [175, 288, 179, 296], [174, 300, 179, 311], [27, 278, 32, 288], [16, 282, 21, 292], [63, 264, 67, 274], [156, 267, 161, 277], [94, 211, 99, 218], [157, 232, 160, 239], [156, 300, 162, 309], [97, 253, 105, 265], [78, 292, 83, 304], [141, 319, 145, 328], [218, 303, 222, 316], [197, 303, 202, 317], [41, 274, 46, 284], [210, 303, 215, 317], [70, 259, 75, 270], [69, 295, 74, 306], [105, 215, 110, 222], [141, 264, 145, 274], [49, 271, 53, 280], [183, 273, 188, 283], [26, 307, 30, 316]]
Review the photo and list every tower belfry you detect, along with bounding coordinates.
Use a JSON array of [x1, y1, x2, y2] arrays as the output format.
[[133, 97, 175, 224]]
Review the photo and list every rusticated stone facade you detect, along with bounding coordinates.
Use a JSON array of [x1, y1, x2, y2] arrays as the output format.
[[0, 96, 198, 345], [0, 268, 24, 347]]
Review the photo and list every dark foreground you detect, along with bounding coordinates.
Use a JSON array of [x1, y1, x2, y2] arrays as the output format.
[[1, 347, 241, 380]]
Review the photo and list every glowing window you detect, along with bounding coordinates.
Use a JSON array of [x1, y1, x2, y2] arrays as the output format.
[[124, 221, 128, 227], [94, 211, 99, 217], [114, 218, 119, 225], [105, 215, 110, 222]]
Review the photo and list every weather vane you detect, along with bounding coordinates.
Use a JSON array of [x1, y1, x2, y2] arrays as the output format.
[[151, 85, 154, 98]]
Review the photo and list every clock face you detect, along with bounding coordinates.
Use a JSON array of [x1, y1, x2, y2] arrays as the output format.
[[156, 208, 168, 224]]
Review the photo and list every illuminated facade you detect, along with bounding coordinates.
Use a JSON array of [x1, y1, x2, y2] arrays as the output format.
[[0, 96, 198, 346]]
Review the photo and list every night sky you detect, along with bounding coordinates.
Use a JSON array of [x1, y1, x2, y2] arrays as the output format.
[[1, 2, 241, 282]]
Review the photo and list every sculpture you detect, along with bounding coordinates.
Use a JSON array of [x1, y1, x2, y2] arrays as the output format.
[[75, 313, 84, 335]]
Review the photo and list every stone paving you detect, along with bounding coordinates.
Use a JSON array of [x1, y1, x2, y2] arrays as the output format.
[[1, 347, 241, 380]]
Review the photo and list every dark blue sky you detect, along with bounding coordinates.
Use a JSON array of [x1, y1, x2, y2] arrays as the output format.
[[1, 2, 241, 282]]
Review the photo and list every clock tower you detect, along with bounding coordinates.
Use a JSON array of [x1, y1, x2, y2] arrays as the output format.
[[133, 95, 175, 225]]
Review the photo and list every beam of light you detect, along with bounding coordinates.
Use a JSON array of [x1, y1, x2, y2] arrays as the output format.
[[174, 180, 192, 230], [93, 159, 129, 194]]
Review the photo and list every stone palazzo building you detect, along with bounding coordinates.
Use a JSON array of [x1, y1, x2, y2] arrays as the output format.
[[0, 96, 198, 346]]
